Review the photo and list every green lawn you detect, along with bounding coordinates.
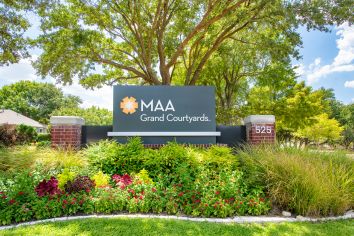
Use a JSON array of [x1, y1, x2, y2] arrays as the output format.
[[0, 218, 353, 236]]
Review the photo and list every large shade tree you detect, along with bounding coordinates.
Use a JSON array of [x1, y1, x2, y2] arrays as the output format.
[[33, 0, 353, 87], [0, 0, 48, 65], [0, 81, 81, 124]]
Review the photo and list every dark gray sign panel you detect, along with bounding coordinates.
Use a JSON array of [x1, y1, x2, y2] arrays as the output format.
[[109, 86, 219, 144]]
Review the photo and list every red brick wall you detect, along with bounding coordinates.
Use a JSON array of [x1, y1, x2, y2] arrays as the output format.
[[51, 125, 82, 149], [246, 123, 276, 145]]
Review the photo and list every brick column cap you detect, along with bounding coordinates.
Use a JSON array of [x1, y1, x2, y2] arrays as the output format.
[[50, 116, 85, 125], [244, 115, 275, 124]]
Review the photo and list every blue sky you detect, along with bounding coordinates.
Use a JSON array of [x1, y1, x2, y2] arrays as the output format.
[[294, 24, 354, 104], [0, 21, 353, 110]]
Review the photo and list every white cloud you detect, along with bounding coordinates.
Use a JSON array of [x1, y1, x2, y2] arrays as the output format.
[[303, 23, 354, 84], [59, 83, 113, 110], [0, 56, 113, 110], [0, 56, 37, 82], [294, 64, 305, 77], [344, 80, 354, 88]]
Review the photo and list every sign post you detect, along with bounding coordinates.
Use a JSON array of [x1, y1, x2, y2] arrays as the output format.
[[108, 86, 220, 144]]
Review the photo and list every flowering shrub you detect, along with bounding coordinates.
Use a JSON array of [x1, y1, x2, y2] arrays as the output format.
[[35, 177, 61, 197], [64, 176, 95, 193]]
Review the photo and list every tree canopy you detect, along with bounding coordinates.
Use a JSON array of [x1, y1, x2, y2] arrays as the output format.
[[32, 0, 352, 87], [0, 0, 48, 65], [51, 106, 113, 125], [0, 81, 81, 124]]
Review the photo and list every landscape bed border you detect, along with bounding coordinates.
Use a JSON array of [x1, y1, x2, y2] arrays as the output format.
[[1, 212, 353, 231]]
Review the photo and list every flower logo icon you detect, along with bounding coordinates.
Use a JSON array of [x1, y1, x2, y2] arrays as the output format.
[[120, 96, 138, 114]]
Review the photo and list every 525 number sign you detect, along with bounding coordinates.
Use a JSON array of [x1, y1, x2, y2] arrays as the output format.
[[255, 125, 273, 134]]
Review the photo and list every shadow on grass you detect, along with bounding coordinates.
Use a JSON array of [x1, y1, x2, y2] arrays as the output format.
[[1, 218, 354, 236]]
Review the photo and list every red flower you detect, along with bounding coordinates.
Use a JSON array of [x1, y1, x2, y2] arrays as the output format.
[[18, 191, 25, 196], [152, 187, 157, 192], [9, 199, 16, 205], [141, 190, 145, 195], [139, 195, 144, 200], [1, 195, 7, 199], [128, 189, 135, 194], [79, 200, 84, 205], [178, 192, 184, 197], [195, 199, 201, 204], [215, 191, 220, 195], [63, 200, 68, 204], [0, 191, 4, 195], [85, 189, 91, 193]]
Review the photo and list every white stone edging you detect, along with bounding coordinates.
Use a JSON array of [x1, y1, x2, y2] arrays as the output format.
[[0, 212, 353, 231]]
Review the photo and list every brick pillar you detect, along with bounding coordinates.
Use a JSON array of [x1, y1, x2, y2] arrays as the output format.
[[50, 116, 85, 149], [244, 115, 276, 145]]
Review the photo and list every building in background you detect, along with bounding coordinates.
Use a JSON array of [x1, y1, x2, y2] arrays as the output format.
[[0, 109, 47, 133]]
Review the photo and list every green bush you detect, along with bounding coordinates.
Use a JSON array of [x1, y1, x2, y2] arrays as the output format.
[[85, 138, 145, 175], [0, 124, 37, 147], [36, 133, 50, 142], [84, 139, 240, 184], [200, 145, 238, 171], [239, 146, 354, 216], [16, 124, 37, 144]]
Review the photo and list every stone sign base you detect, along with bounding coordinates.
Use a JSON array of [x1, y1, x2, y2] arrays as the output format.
[[244, 115, 276, 145], [50, 116, 85, 149]]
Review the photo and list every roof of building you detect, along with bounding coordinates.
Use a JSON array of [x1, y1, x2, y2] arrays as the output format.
[[0, 109, 46, 128]]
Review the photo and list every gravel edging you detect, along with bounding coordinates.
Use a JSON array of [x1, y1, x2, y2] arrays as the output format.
[[0, 212, 353, 231]]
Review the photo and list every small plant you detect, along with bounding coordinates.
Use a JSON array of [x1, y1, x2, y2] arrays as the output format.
[[57, 169, 76, 190], [35, 177, 61, 197], [135, 169, 153, 184], [64, 176, 95, 193], [91, 171, 110, 188], [112, 174, 132, 189]]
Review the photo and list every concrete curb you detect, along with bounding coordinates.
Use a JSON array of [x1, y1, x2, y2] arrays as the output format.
[[0, 212, 353, 231]]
